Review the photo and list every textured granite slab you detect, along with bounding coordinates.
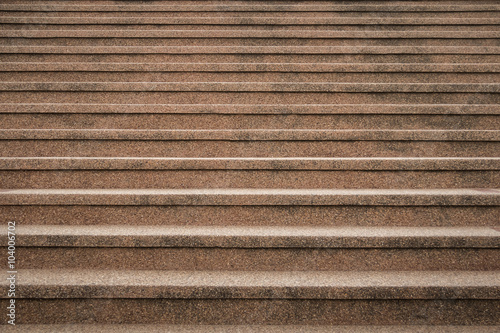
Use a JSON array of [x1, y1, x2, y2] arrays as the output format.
[[1, 157, 499, 170], [0, 188, 498, 206], [5, 325, 500, 333], [1, 46, 498, 54], [1, 225, 498, 248], [2, 103, 498, 114], [3, 30, 500, 39], [1, 269, 498, 299], [1, 129, 498, 141]]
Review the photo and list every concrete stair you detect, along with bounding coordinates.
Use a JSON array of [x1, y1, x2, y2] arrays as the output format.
[[0, 0, 498, 330]]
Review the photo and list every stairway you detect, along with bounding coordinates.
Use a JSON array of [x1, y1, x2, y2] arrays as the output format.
[[0, 0, 499, 330]]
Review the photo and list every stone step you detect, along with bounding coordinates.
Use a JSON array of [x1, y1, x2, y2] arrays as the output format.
[[2, 62, 498, 83], [1, 129, 498, 157], [4, 24, 496, 32], [0, 188, 498, 227], [1, 157, 498, 189], [2, 82, 498, 92], [0, 103, 500, 130], [1, 4, 498, 13], [2, 17, 497, 26], [3, 103, 498, 113], [1, 46, 497, 66], [3, 53, 496, 64], [2, 29, 497, 47], [3, 225, 498, 271], [1, 82, 498, 104], [5, 325, 500, 333], [0, 270, 498, 324], [3, 109, 497, 130], [2, 72, 496, 84], [4, 30, 499, 39], [3, 269, 499, 299], [2, 62, 498, 72], [2, 188, 497, 206], [2, 9, 498, 18], [3, 103, 497, 130]]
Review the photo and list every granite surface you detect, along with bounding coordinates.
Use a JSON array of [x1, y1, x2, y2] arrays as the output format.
[[0, 188, 498, 206], [1, 299, 498, 325], [3, 325, 500, 333], [2, 225, 498, 248], [1, 103, 498, 114], [2, 270, 498, 299]]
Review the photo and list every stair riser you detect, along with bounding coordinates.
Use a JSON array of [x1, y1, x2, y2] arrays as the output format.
[[3, 55, 498, 63], [1, 11, 498, 18], [3, 141, 498, 157], [1, 206, 496, 226], [3, 114, 498, 130], [4, 38, 497, 47], [1, 92, 498, 104], [2, 171, 498, 189], [10, 247, 499, 271], [2, 299, 497, 325], [2, 73, 498, 84], [3, 24, 498, 31]]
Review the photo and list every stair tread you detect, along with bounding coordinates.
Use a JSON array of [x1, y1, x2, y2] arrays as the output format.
[[3, 225, 498, 248], [1, 188, 498, 206], [2, 4, 499, 12], [2, 129, 498, 141], [3, 17, 499, 26], [2, 103, 498, 114], [2, 81, 498, 92], [2, 45, 497, 54], [1, 157, 499, 170], [2, 62, 499, 73], [3, 269, 499, 299], [4, 30, 500, 38], [5, 325, 500, 333]]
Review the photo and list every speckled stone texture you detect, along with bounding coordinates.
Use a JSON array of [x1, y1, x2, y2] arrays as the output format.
[[0, 0, 499, 329], [4, 325, 500, 333]]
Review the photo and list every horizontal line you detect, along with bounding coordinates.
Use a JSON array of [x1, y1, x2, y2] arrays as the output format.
[[1, 46, 497, 54], [2, 17, 499, 25], [0, 188, 498, 206], [1, 62, 498, 73], [1, 82, 498, 92], [1, 129, 498, 141], [1, 103, 498, 114], [1, 157, 499, 171], [3, 30, 500, 39]]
